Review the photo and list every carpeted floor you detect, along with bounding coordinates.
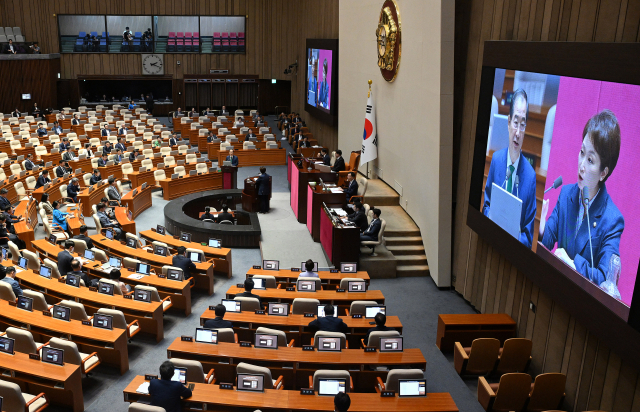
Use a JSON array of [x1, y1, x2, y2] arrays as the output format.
[[39, 116, 484, 412]]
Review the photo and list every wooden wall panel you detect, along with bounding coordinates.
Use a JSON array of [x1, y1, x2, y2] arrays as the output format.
[[452, 0, 640, 410], [0, 58, 60, 112], [0, 0, 338, 147]]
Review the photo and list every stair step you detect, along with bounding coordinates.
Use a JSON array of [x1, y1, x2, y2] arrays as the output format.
[[387, 245, 425, 255], [384, 229, 421, 237], [394, 254, 428, 265], [396, 265, 430, 277], [385, 236, 423, 246]]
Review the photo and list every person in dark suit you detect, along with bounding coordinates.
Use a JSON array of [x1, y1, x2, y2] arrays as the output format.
[[203, 304, 233, 329], [68, 259, 91, 287], [321, 149, 331, 166], [360, 208, 382, 242], [73, 225, 94, 250], [115, 137, 126, 152], [55, 160, 66, 178], [117, 125, 128, 136], [256, 167, 270, 214], [103, 142, 113, 154], [112, 149, 123, 165], [57, 240, 75, 276], [145, 94, 154, 115], [2, 206, 25, 249], [62, 148, 75, 162], [225, 149, 239, 167], [97, 202, 124, 240], [129, 149, 140, 162], [97, 154, 109, 167], [189, 108, 198, 118], [216, 205, 234, 223], [169, 134, 178, 147], [36, 123, 48, 137], [307, 304, 349, 333], [59, 138, 71, 152], [344, 172, 358, 202], [89, 169, 102, 185], [220, 106, 229, 116], [540, 110, 624, 287], [298, 136, 311, 149], [71, 114, 80, 126], [364, 313, 396, 344], [2, 39, 17, 54], [23, 154, 35, 171], [482, 88, 537, 248], [200, 206, 215, 221], [235, 278, 262, 306], [348, 202, 368, 233], [206, 131, 216, 143], [66, 178, 80, 203], [171, 246, 196, 280], [0, 266, 22, 297], [106, 177, 121, 203], [35, 170, 50, 189], [101, 124, 111, 137], [51, 121, 63, 135], [149, 360, 192, 412], [11, 108, 20, 118], [173, 107, 183, 118], [331, 150, 345, 172]]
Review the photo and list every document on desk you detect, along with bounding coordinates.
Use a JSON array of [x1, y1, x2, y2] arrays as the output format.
[[128, 274, 145, 280], [331, 208, 348, 217], [329, 188, 343, 193], [136, 382, 150, 394]]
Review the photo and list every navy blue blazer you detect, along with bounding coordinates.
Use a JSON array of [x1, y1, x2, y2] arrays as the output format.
[[149, 378, 192, 412], [225, 155, 238, 167], [172, 254, 196, 280], [363, 218, 381, 241], [345, 180, 358, 200], [308, 316, 349, 334], [483, 148, 537, 248], [67, 184, 80, 201], [203, 317, 233, 330], [541, 183, 624, 285], [256, 173, 270, 196]]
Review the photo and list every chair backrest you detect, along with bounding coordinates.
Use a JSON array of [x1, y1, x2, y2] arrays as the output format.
[[154, 170, 166, 182], [349, 300, 378, 315], [10, 163, 21, 175], [22, 289, 50, 311], [135, 285, 161, 302], [367, 330, 401, 348], [466, 338, 501, 375], [338, 277, 365, 289], [492, 373, 532, 412], [174, 165, 186, 177], [196, 163, 208, 173], [21, 249, 41, 271], [91, 248, 108, 263], [234, 296, 260, 311], [384, 369, 425, 392], [237, 362, 275, 389], [70, 239, 87, 255], [312, 370, 351, 392], [6, 327, 38, 354], [123, 257, 141, 270], [527, 373, 566, 412], [0, 380, 27, 411], [347, 151, 360, 172], [59, 299, 89, 321], [251, 275, 276, 289], [496, 338, 532, 374], [164, 156, 176, 166], [48, 337, 82, 365], [97, 308, 128, 328], [0, 280, 17, 302], [297, 277, 321, 291], [169, 358, 206, 383], [214, 327, 235, 343], [44, 258, 62, 278], [99, 278, 123, 295], [291, 298, 320, 314], [129, 403, 167, 412], [313, 331, 346, 349], [356, 177, 368, 197], [255, 327, 287, 347], [141, 159, 153, 169]]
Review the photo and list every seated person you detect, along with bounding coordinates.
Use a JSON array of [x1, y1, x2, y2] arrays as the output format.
[[23, 154, 35, 171], [334, 393, 351, 412], [245, 129, 257, 140], [344, 172, 358, 202], [66, 178, 81, 203], [235, 278, 262, 306], [59, 138, 71, 152], [68, 259, 91, 287], [62, 148, 75, 162], [307, 304, 348, 333], [51, 121, 63, 135], [171, 246, 196, 280], [152, 136, 163, 148], [109, 269, 130, 294], [299, 259, 319, 278], [83, 143, 94, 158], [129, 149, 140, 161], [216, 205, 234, 223], [332, 150, 346, 172], [0, 214, 25, 250], [57, 240, 75, 276], [234, 117, 244, 128], [348, 202, 369, 233], [149, 360, 192, 412], [200, 206, 215, 221], [36, 123, 48, 137], [89, 169, 102, 185], [203, 304, 233, 329], [106, 177, 121, 204], [225, 149, 239, 167], [52, 201, 73, 236], [55, 160, 67, 178], [35, 170, 51, 189], [96, 202, 124, 240], [0, 266, 22, 297], [73, 224, 94, 249], [103, 142, 113, 154], [97, 154, 109, 167], [39, 193, 54, 215], [364, 313, 396, 344], [169, 134, 178, 147], [297, 136, 311, 149], [206, 131, 217, 143], [360, 208, 381, 242]]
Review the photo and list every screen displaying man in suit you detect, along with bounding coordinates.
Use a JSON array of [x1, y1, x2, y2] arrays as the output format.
[[331, 149, 346, 172], [256, 167, 271, 214], [482, 88, 537, 248], [225, 149, 239, 167], [318, 59, 330, 109], [539, 110, 624, 286]]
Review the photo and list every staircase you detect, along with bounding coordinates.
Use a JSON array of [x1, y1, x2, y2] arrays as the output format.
[[385, 229, 430, 277]]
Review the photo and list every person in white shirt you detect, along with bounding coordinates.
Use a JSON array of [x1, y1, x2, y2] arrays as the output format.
[[299, 259, 319, 278], [234, 117, 244, 128]]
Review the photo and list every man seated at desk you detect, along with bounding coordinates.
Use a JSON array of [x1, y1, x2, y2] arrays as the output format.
[[172, 246, 196, 280], [89, 169, 102, 185], [106, 177, 121, 204], [299, 259, 319, 278], [347, 202, 368, 233], [55, 160, 67, 178], [169, 134, 178, 147], [73, 225, 94, 249], [97, 154, 109, 167], [149, 360, 192, 412], [234, 117, 244, 128], [35, 170, 51, 189], [245, 129, 257, 140], [103, 141, 113, 154], [235, 278, 262, 306], [117, 125, 128, 136], [360, 208, 381, 243], [0, 210, 25, 250], [115, 137, 127, 152], [206, 131, 217, 143], [69, 259, 92, 287], [62, 148, 75, 163], [24, 154, 35, 171], [129, 149, 140, 162], [112, 149, 123, 165], [66, 178, 80, 203], [321, 148, 331, 166], [298, 136, 311, 149], [220, 106, 229, 116], [59, 138, 71, 152], [57, 240, 75, 276], [51, 121, 63, 135], [0, 190, 10, 211], [0, 266, 22, 297], [308, 304, 349, 333], [36, 123, 48, 137], [364, 313, 396, 345], [97, 202, 124, 240], [344, 172, 358, 202], [203, 304, 233, 329], [101, 124, 112, 138], [200, 207, 215, 222], [225, 149, 239, 167], [332, 150, 346, 172], [217, 205, 234, 223], [71, 114, 80, 126]]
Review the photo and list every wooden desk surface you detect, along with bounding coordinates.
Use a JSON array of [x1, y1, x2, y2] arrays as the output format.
[[120, 183, 154, 219], [13, 198, 38, 252], [124, 376, 458, 411], [246, 268, 370, 283], [77, 180, 109, 217], [436, 314, 517, 352], [225, 285, 385, 304], [217, 148, 287, 167], [114, 206, 136, 234], [159, 171, 223, 201], [437, 313, 515, 326]]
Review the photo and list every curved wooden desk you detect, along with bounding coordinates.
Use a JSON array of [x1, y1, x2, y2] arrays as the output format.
[[124, 376, 458, 411], [77, 179, 110, 217], [14, 198, 38, 252], [114, 206, 137, 234], [166, 338, 426, 391], [246, 268, 370, 288], [159, 171, 223, 200], [32, 175, 73, 203], [217, 148, 287, 167], [0, 299, 129, 374], [121, 183, 153, 219]]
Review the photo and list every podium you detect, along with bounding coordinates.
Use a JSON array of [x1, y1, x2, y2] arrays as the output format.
[[221, 165, 238, 189], [242, 175, 272, 213]]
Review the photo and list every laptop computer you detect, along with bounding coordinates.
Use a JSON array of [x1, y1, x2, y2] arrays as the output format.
[[347, 281, 367, 292], [93, 313, 113, 330], [84, 249, 95, 261], [134, 289, 151, 302], [380, 337, 404, 352], [105, 229, 114, 240], [262, 260, 279, 270], [365, 305, 386, 318], [317, 304, 338, 318], [98, 281, 115, 296], [301, 261, 318, 272], [189, 252, 201, 263], [65, 273, 81, 287], [487, 182, 522, 241], [0, 337, 14, 355], [268, 303, 289, 316], [208, 238, 221, 248], [0, 247, 7, 261], [126, 237, 137, 249], [252, 277, 266, 290], [318, 336, 342, 352], [52, 305, 71, 321], [195, 328, 218, 344], [136, 263, 150, 275], [101, 256, 122, 272], [167, 268, 183, 281], [17, 257, 28, 270], [398, 379, 427, 397], [297, 280, 316, 292], [317, 378, 346, 396], [237, 374, 265, 392], [222, 299, 241, 313], [171, 367, 187, 384], [16, 296, 33, 311], [254, 333, 278, 349], [154, 245, 168, 256], [39, 265, 52, 279], [340, 262, 357, 273]]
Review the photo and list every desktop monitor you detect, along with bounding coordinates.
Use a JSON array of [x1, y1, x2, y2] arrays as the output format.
[[340, 262, 357, 273], [180, 232, 192, 243], [208, 238, 221, 248], [93, 314, 113, 330], [398, 379, 427, 397], [365, 305, 386, 318], [52, 305, 71, 321], [105, 229, 114, 240], [380, 337, 404, 352], [317, 304, 338, 318], [189, 252, 202, 263], [254, 333, 278, 349], [84, 249, 95, 260], [98, 281, 115, 296], [317, 378, 346, 396], [156, 225, 166, 235], [65, 273, 81, 287], [16, 296, 33, 311], [317, 337, 342, 352], [297, 280, 316, 292], [251, 277, 266, 290], [267, 303, 289, 316], [347, 281, 367, 292], [0, 337, 14, 355], [262, 260, 279, 271], [134, 289, 151, 302], [222, 299, 241, 313], [108, 256, 122, 269], [47, 235, 57, 245], [171, 367, 187, 384], [126, 238, 137, 249], [301, 261, 318, 272], [39, 265, 52, 279], [136, 263, 150, 275], [195, 328, 218, 344], [154, 245, 167, 256], [167, 269, 183, 281], [237, 374, 265, 392], [17, 257, 28, 270]]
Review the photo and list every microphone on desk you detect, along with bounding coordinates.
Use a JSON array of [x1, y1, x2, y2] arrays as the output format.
[[514, 175, 519, 198], [544, 176, 563, 194], [502, 167, 513, 189], [583, 186, 595, 274]]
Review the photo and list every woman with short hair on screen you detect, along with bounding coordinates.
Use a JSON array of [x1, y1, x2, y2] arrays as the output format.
[[539, 109, 624, 288]]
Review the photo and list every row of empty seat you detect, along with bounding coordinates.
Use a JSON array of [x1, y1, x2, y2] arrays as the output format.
[[167, 32, 200, 52]]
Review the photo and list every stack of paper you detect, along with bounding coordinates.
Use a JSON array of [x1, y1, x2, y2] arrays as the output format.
[[136, 382, 150, 394], [329, 188, 343, 193], [128, 274, 145, 280]]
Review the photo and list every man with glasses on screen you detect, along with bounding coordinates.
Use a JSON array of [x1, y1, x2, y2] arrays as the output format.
[[149, 360, 192, 412], [203, 304, 233, 329], [318, 59, 330, 109], [482, 88, 537, 248]]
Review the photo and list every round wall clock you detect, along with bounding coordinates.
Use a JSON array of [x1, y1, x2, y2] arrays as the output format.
[[376, 0, 401, 82], [142, 54, 164, 75]]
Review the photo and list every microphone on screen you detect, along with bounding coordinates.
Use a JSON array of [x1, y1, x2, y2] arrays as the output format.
[[544, 176, 563, 194], [583, 186, 595, 273], [502, 167, 513, 189]]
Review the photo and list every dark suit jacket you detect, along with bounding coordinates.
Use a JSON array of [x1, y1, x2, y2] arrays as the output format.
[[323, 154, 331, 166], [35, 176, 50, 189], [101, 129, 110, 137], [246, 132, 257, 139], [172, 254, 196, 280], [235, 291, 262, 305], [169, 138, 177, 146], [217, 212, 234, 223], [73, 234, 94, 250], [345, 180, 358, 200], [129, 153, 138, 161], [24, 160, 34, 171], [225, 155, 238, 167], [0, 197, 10, 212], [308, 316, 349, 334], [71, 119, 80, 125], [203, 317, 233, 330], [103, 145, 112, 154], [149, 378, 192, 412], [256, 173, 270, 196], [115, 142, 126, 151], [58, 143, 70, 151], [541, 183, 624, 286], [57, 250, 74, 276], [69, 270, 91, 287], [332, 156, 346, 172], [98, 158, 108, 167], [349, 210, 369, 232], [298, 140, 311, 148], [67, 184, 80, 201], [89, 175, 102, 185], [363, 218, 382, 241], [200, 213, 215, 221], [55, 166, 66, 178]]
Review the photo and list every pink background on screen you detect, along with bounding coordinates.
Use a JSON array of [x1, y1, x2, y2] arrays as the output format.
[[317, 49, 332, 110], [545, 77, 640, 306]]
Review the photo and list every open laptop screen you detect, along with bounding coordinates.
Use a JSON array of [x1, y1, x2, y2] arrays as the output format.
[[347, 281, 366, 292], [17, 257, 28, 270], [154, 245, 167, 256], [365, 305, 386, 318], [254, 334, 278, 349], [171, 367, 187, 384], [222, 299, 241, 313], [39, 266, 52, 279], [180, 232, 191, 243], [252, 277, 265, 290], [126, 238, 137, 248], [189, 252, 201, 263], [318, 378, 346, 396], [84, 249, 95, 260], [136, 263, 150, 275], [108, 257, 122, 268], [42, 347, 64, 366], [65, 273, 81, 287], [208, 238, 221, 248], [195, 328, 218, 344], [156, 225, 166, 235], [398, 379, 427, 397], [262, 260, 279, 270], [237, 374, 265, 392], [105, 229, 114, 240]]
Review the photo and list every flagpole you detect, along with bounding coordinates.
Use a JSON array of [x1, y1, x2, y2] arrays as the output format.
[[366, 80, 372, 179]]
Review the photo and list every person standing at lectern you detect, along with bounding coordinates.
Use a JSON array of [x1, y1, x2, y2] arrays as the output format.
[[225, 149, 239, 167], [256, 166, 271, 214], [482, 88, 537, 248]]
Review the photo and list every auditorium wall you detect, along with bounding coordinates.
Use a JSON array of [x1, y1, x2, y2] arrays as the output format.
[[0, 0, 338, 148], [452, 1, 640, 411], [338, 0, 454, 287]]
